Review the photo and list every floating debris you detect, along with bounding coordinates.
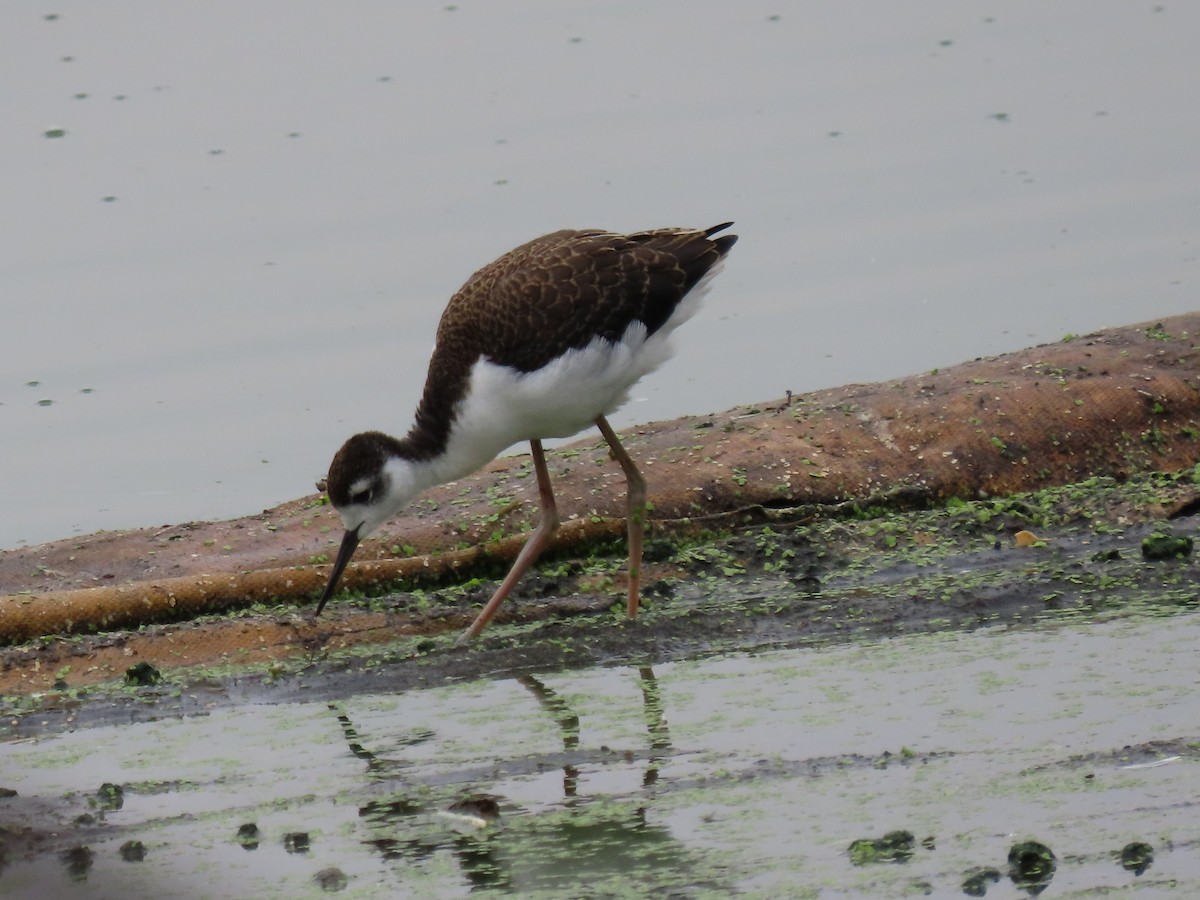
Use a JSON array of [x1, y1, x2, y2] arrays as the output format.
[[236, 822, 260, 849], [1008, 840, 1056, 893], [443, 795, 501, 830], [1142, 532, 1192, 560], [315, 867, 348, 891], [848, 830, 915, 865], [1119, 841, 1154, 876], [94, 782, 124, 811], [961, 867, 1001, 896], [124, 661, 162, 686], [283, 831, 311, 854], [60, 845, 94, 881]]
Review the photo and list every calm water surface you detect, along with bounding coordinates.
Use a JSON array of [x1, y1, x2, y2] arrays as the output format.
[[2, 612, 1197, 896], [2, 1, 1197, 548]]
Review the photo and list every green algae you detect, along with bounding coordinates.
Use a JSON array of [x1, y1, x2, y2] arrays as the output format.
[[848, 829, 916, 865]]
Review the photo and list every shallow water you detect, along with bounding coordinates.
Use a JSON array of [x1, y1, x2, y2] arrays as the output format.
[[2, 0, 1199, 548], [3, 611, 1196, 897]]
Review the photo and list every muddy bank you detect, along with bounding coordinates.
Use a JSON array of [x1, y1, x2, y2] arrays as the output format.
[[1, 312, 1198, 648], [3, 463, 1197, 730]]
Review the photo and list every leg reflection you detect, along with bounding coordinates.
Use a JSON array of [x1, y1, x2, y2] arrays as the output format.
[[638, 666, 672, 787], [517, 673, 581, 797]]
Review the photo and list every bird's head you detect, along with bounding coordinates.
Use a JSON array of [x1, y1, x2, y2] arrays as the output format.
[[314, 431, 414, 614]]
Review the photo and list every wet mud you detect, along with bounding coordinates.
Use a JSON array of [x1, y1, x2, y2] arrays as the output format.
[[2, 466, 1200, 726]]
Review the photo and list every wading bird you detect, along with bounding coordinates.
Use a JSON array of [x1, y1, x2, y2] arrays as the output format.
[[315, 223, 737, 641]]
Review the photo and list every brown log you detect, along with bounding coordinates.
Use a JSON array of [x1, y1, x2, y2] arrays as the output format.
[[1, 312, 1197, 644]]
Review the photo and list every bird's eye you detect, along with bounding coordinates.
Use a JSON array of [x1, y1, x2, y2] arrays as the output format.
[[350, 488, 373, 505]]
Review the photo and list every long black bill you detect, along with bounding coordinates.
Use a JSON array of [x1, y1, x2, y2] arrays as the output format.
[[314, 526, 361, 615]]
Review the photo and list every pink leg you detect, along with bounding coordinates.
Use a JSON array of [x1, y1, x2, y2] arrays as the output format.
[[459, 439, 559, 643], [595, 415, 646, 619]]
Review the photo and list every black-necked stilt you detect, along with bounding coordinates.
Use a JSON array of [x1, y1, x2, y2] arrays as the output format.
[[315, 223, 737, 641]]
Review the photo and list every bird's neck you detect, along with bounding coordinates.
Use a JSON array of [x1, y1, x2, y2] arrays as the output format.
[[383, 356, 520, 497], [383, 413, 487, 502], [379, 441, 442, 515]]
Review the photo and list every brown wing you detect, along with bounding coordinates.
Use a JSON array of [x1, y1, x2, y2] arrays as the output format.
[[406, 224, 736, 457], [438, 223, 736, 371]]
